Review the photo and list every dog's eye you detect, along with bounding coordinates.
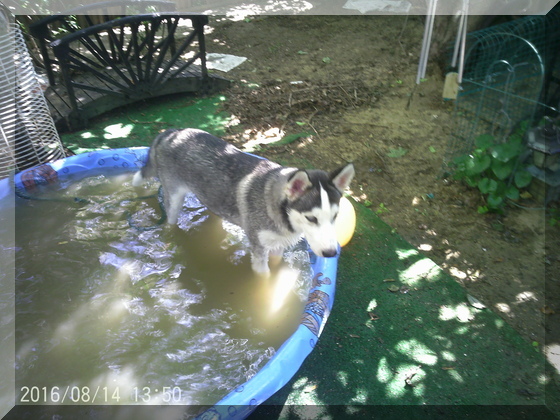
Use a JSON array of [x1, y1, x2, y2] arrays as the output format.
[[305, 215, 318, 224]]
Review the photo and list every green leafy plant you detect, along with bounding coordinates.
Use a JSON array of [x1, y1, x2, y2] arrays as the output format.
[[387, 147, 407, 158], [452, 132, 532, 213], [549, 208, 560, 227], [376, 203, 389, 215]]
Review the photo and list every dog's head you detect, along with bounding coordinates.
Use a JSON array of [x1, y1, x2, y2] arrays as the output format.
[[284, 163, 355, 257]]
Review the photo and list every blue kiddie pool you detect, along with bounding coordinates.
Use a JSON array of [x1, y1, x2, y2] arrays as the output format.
[[3, 148, 339, 419]]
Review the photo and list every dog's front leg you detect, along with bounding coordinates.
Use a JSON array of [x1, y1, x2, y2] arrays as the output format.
[[163, 186, 187, 225], [268, 247, 284, 268], [250, 245, 270, 275]]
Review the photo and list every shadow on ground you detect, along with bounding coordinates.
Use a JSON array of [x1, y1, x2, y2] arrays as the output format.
[[251, 200, 559, 419]]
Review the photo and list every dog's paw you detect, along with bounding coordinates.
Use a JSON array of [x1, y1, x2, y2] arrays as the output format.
[[268, 254, 283, 268], [253, 269, 271, 280], [251, 257, 270, 277], [252, 266, 271, 278]]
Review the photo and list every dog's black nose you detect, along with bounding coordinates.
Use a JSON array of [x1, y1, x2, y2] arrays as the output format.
[[322, 249, 337, 258]]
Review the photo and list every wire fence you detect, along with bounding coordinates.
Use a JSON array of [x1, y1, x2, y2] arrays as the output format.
[[445, 11, 560, 166]]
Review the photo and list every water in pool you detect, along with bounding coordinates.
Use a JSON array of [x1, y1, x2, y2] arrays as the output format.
[[12, 174, 313, 408]]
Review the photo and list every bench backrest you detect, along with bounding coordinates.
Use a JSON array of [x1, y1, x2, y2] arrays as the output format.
[[28, 0, 177, 85]]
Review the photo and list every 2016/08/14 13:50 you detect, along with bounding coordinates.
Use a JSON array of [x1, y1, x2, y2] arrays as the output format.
[[19, 386, 183, 403]]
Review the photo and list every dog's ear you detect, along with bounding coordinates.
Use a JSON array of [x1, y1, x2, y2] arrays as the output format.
[[330, 163, 355, 193], [285, 170, 312, 200]]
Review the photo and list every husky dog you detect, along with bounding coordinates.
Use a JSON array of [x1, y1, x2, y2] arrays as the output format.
[[132, 128, 355, 274]]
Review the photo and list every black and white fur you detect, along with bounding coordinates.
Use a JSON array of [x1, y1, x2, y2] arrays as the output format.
[[132, 128, 355, 274]]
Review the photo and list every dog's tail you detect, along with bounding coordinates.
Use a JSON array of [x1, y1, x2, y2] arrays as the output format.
[[132, 129, 177, 186]]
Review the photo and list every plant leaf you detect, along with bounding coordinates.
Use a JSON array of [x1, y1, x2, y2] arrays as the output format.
[[478, 177, 498, 194], [466, 154, 491, 176], [509, 133, 523, 145], [495, 179, 508, 195], [514, 169, 532, 188], [491, 160, 515, 180], [453, 154, 468, 165], [487, 193, 503, 209], [465, 176, 478, 188], [491, 142, 522, 163], [505, 185, 520, 200], [475, 134, 495, 150]]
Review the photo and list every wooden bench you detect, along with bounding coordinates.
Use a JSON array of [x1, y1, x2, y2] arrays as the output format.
[[28, 3, 229, 131]]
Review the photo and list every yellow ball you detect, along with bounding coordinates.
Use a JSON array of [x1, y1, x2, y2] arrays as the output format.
[[335, 196, 356, 247]]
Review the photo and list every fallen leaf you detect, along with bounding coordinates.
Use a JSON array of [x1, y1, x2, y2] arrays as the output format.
[[349, 334, 360, 338], [383, 278, 396, 282], [467, 294, 486, 309], [404, 366, 422, 387], [541, 306, 555, 315], [368, 312, 380, 320], [303, 384, 317, 393], [388, 285, 400, 292]]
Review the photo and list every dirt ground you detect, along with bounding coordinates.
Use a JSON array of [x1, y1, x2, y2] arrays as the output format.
[[204, 15, 560, 356]]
